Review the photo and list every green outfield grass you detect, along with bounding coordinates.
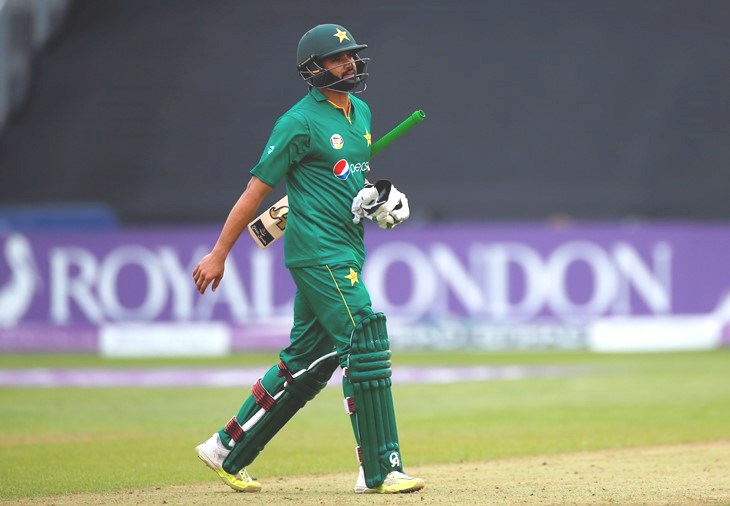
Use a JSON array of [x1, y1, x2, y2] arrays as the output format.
[[1, 350, 729, 500]]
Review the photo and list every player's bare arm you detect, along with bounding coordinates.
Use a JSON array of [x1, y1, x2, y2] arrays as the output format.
[[193, 176, 273, 294]]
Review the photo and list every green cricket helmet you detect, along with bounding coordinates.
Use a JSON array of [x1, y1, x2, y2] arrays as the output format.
[[297, 24, 369, 93]]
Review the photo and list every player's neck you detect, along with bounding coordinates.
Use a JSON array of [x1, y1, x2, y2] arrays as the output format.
[[320, 88, 351, 113]]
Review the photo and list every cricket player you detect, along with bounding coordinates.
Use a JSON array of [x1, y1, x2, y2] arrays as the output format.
[[192, 23, 424, 494]]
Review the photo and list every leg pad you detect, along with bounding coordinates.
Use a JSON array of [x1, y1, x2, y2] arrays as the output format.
[[348, 313, 403, 488], [221, 353, 338, 474]]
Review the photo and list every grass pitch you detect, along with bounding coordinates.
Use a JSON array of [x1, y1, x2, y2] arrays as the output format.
[[1, 350, 729, 504]]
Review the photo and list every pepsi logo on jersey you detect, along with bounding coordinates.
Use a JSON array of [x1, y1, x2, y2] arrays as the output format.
[[332, 159, 370, 180]]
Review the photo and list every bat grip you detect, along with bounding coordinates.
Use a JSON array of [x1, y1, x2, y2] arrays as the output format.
[[370, 110, 426, 158]]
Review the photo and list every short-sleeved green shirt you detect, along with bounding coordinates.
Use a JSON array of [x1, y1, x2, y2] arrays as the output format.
[[251, 88, 372, 270]]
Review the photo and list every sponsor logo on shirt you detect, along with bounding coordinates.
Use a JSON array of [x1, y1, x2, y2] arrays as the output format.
[[330, 134, 344, 150], [333, 159, 369, 180]]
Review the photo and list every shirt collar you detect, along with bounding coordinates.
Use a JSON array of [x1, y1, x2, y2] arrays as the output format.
[[309, 87, 329, 102]]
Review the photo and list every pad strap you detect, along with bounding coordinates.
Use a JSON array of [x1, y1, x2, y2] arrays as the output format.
[[277, 360, 295, 384], [344, 397, 356, 414], [224, 416, 244, 443], [252, 379, 276, 411]]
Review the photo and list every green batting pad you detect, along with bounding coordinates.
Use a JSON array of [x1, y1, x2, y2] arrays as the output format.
[[222, 354, 338, 474], [348, 313, 403, 488]]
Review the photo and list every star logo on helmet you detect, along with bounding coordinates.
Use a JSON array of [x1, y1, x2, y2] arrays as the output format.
[[333, 28, 350, 43], [363, 130, 371, 146]]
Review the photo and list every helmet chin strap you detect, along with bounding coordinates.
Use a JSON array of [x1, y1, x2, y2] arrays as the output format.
[[326, 78, 368, 94]]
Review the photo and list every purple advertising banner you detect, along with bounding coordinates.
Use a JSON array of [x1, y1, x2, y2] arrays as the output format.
[[1, 222, 729, 352]]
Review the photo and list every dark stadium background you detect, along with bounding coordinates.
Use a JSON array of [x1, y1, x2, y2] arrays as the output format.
[[2, 0, 729, 225]]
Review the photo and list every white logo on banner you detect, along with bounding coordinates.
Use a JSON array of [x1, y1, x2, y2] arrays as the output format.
[[0, 234, 40, 327], [363, 241, 673, 323], [31, 237, 681, 326], [47, 245, 286, 324]]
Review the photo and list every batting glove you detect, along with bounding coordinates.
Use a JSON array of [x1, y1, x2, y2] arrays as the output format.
[[351, 180, 410, 229]]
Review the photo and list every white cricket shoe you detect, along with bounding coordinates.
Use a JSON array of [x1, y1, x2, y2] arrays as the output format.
[[353, 466, 425, 494], [195, 433, 261, 492]]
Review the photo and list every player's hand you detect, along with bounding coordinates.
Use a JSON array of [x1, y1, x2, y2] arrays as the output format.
[[388, 191, 410, 225], [351, 184, 379, 224], [368, 181, 409, 229], [192, 251, 226, 294], [352, 180, 410, 229]]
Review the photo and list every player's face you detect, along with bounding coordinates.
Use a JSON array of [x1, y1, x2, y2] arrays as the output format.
[[321, 51, 357, 80]]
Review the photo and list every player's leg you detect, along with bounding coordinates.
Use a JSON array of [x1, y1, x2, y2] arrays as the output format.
[[346, 312, 424, 493], [209, 290, 338, 476], [290, 264, 424, 494], [197, 332, 306, 492]]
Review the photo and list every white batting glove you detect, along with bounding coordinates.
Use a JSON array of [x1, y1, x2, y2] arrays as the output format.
[[390, 192, 410, 224], [369, 185, 401, 228], [351, 184, 379, 224], [351, 180, 410, 229]]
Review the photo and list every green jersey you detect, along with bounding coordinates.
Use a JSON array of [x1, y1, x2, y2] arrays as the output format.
[[251, 88, 372, 269]]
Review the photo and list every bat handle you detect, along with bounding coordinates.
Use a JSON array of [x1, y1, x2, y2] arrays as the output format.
[[370, 110, 426, 158]]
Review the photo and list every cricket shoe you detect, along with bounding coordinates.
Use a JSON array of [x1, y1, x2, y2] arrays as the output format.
[[195, 433, 261, 492], [353, 467, 425, 494]]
